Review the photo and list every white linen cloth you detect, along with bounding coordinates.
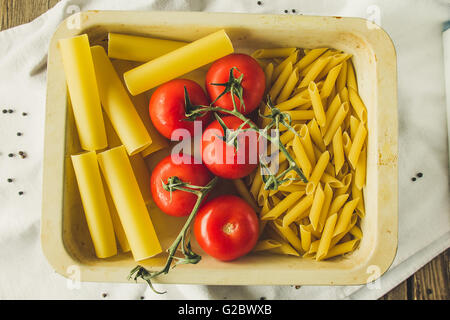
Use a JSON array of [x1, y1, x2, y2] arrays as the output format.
[[0, 0, 449, 300]]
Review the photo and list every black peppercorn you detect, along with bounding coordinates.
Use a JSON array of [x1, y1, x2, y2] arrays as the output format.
[[17, 132, 22, 136], [2, 109, 7, 114], [8, 109, 13, 113], [8, 153, 14, 157], [7, 178, 13, 183], [257, 1, 262, 5], [417, 172, 423, 178], [18, 191, 24, 196], [411, 177, 416, 182], [22, 112, 27, 116], [284, 9, 288, 13], [292, 9, 296, 13]]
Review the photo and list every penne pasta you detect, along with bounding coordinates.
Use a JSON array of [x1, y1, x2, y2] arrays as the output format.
[[333, 198, 360, 238], [232, 179, 260, 212], [324, 239, 359, 259], [253, 239, 283, 252], [348, 121, 367, 169], [323, 101, 349, 146], [332, 126, 345, 175], [277, 68, 299, 103], [298, 55, 332, 88], [300, 224, 312, 253], [320, 63, 343, 99], [346, 60, 358, 92], [334, 173, 353, 197], [252, 47, 297, 59], [285, 110, 315, 121], [317, 183, 333, 232], [355, 145, 367, 190], [269, 62, 293, 101], [272, 50, 299, 80], [309, 151, 330, 186], [299, 124, 317, 166], [316, 213, 338, 261], [336, 60, 348, 92], [308, 81, 327, 127], [264, 63, 274, 93], [273, 220, 302, 252], [308, 119, 326, 152], [348, 87, 368, 123], [309, 183, 325, 231], [261, 191, 304, 220], [282, 193, 314, 226], [295, 48, 328, 70]]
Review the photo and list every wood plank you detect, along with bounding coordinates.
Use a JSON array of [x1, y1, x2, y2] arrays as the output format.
[[381, 280, 409, 300], [0, 0, 52, 30], [412, 249, 449, 300]]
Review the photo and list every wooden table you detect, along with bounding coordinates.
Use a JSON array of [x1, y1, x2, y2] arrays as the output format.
[[1, 0, 448, 300]]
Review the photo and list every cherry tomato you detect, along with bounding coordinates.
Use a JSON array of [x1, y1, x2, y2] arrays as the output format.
[[149, 79, 211, 139], [206, 53, 265, 115], [194, 195, 259, 261], [201, 115, 259, 179], [150, 154, 212, 217]]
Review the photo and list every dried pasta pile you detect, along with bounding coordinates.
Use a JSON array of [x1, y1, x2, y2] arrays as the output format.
[[243, 47, 368, 261]]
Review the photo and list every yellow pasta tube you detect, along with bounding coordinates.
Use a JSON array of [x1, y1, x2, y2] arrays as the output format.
[[284, 110, 315, 121], [348, 121, 367, 169], [347, 60, 358, 92], [302, 240, 321, 258], [282, 194, 314, 226], [97, 146, 162, 261], [269, 62, 293, 101], [300, 224, 312, 252], [317, 183, 333, 232], [307, 119, 326, 152], [292, 135, 312, 179], [323, 102, 349, 146], [232, 179, 259, 212], [250, 168, 263, 200], [324, 239, 359, 259], [91, 46, 152, 156], [336, 60, 348, 92], [332, 126, 345, 175], [348, 88, 368, 123], [340, 87, 349, 104], [273, 92, 310, 111], [298, 56, 332, 88], [309, 151, 330, 186], [71, 152, 117, 258], [124, 29, 234, 95], [316, 213, 338, 261], [320, 63, 343, 99], [333, 198, 359, 237], [253, 239, 282, 252], [103, 181, 131, 253], [335, 173, 353, 197], [328, 194, 349, 216], [252, 47, 297, 59], [59, 34, 107, 151], [320, 172, 344, 188], [261, 191, 303, 220], [107, 33, 187, 62], [272, 50, 298, 80], [278, 183, 306, 193], [350, 225, 363, 239], [102, 112, 152, 204], [277, 68, 299, 104], [355, 145, 367, 190], [323, 93, 342, 133], [295, 48, 327, 70], [299, 124, 316, 166], [309, 183, 325, 230], [264, 63, 274, 93], [352, 176, 366, 217], [273, 220, 302, 251], [316, 53, 351, 80], [308, 82, 326, 127], [342, 131, 352, 159], [111, 60, 169, 157], [257, 183, 270, 207], [270, 242, 300, 256]]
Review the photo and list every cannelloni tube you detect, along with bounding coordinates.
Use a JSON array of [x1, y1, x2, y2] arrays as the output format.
[[124, 29, 234, 95], [97, 146, 162, 261], [111, 60, 169, 157], [108, 33, 187, 62], [71, 151, 117, 258], [58, 34, 107, 151], [91, 46, 152, 156]]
